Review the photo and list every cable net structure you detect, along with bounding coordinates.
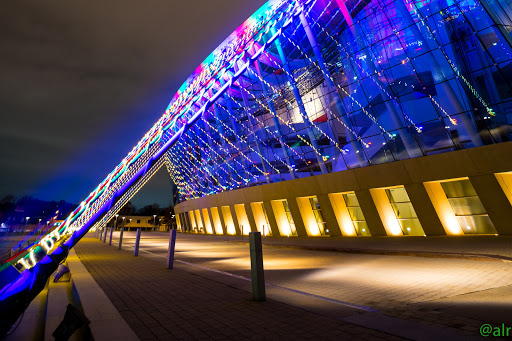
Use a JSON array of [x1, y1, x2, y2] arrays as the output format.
[[2, 0, 512, 334]]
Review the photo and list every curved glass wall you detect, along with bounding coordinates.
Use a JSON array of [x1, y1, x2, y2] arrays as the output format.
[[163, 0, 512, 202], [8, 0, 512, 275]]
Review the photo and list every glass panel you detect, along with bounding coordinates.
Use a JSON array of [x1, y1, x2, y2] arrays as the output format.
[[313, 210, 323, 222], [441, 179, 478, 198], [308, 196, 327, 235], [343, 192, 360, 207], [390, 203, 418, 219], [318, 222, 328, 235], [448, 197, 487, 216], [309, 197, 321, 210], [347, 206, 366, 221], [398, 219, 424, 236], [440, 178, 496, 234], [383, 186, 424, 235], [341, 192, 368, 236], [285, 211, 292, 222], [386, 187, 411, 203], [353, 221, 371, 236], [457, 215, 497, 234], [283, 200, 297, 236], [171, 0, 512, 204], [260, 203, 272, 236]]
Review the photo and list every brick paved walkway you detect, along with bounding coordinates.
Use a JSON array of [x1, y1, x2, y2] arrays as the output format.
[[74, 237, 407, 341], [111, 232, 510, 338], [184, 234, 512, 261]]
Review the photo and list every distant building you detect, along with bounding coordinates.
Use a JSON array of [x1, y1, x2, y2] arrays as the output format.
[[109, 216, 165, 231]]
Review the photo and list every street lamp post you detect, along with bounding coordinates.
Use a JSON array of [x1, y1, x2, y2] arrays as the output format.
[[25, 217, 30, 235], [153, 215, 157, 232]]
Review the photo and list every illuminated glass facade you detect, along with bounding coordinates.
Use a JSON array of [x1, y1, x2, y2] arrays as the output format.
[[166, 0, 512, 202], [6, 1, 512, 323], [6, 0, 512, 273]]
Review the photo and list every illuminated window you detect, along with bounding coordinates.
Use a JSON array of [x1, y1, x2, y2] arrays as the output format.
[[440, 179, 496, 234], [194, 209, 204, 233], [385, 187, 424, 236], [210, 207, 224, 235], [201, 208, 213, 234], [342, 192, 370, 236], [250, 202, 272, 236], [234, 204, 250, 235], [188, 211, 197, 232], [270, 199, 297, 236], [282, 200, 297, 236], [176, 214, 182, 231], [261, 204, 272, 236], [308, 197, 329, 236], [221, 206, 236, 235], [496, 172, 512, 206]]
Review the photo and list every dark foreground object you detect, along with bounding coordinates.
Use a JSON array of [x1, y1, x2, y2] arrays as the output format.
[[52, 304, 90, 341]]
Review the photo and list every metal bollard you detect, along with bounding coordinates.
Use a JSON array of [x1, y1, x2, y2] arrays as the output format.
[[109, 227, 114, 246], [134, 228, 141, 256], [249, 232, 266, 301], [167, 229, 177, 269], [118, 227, 124, 250]]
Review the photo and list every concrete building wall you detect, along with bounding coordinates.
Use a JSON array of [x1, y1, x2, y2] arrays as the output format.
[[175, 142, 512, 237]]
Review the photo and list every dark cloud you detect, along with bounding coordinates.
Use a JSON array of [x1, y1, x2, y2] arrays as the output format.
[[0, 0, 267, 205]]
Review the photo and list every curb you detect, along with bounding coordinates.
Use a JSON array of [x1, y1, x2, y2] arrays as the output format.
[[67, 249, 140, 341]]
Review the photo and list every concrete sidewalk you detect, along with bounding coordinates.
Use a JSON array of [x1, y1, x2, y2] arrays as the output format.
[[73, 235, 485, 340]]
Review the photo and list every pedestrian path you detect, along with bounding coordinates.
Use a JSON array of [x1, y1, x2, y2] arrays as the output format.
[[189, 233, 512, 262], [74, 235, 484, 340]]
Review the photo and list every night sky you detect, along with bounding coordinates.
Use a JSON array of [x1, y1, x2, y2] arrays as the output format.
[[0, 0, 267, 208]]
